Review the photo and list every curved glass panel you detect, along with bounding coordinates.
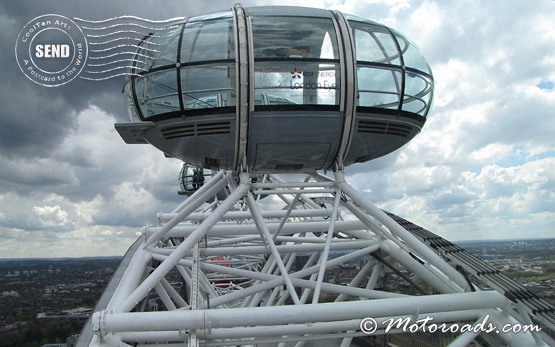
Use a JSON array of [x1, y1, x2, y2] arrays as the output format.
[[348, 18, 433, 118], [392, 30, 432, 75], [344, 13, 381, 26], [134, 37, 156, 73], [251, 17, 339, 59], [124, 8, 433, 124], [254, 61, 338, 105], [180, 64, 235, 110], [251, 16, 340, 106], [123, 82, 141, 122], [187, 10, 233, 23], [180, 18, 235, 63], [179, 163, 212, 191], [403, 72, 433, 115], [350, 21, 400, 65], [136, 70, 179, 118], [151, 26, 182, 69], [357, 67, 401, 109]]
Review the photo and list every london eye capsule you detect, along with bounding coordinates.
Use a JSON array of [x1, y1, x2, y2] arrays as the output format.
[[178, 163, 211, 194], [116, 5, 434, 173]]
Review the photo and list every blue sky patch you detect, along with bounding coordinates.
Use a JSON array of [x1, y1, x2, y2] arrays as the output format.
[[537, 80, 554, 91]]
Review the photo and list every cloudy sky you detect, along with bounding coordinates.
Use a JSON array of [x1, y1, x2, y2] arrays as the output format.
[[1, 0, 554, 258]]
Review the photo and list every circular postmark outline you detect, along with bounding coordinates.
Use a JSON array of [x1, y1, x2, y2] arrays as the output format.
[[15, 14, 88, 87]]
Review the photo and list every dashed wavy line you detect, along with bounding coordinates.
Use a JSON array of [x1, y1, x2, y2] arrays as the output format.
[[87, 51, 154, 60], [79, 72, 143, 81], [90, 44, 160, 54], [83, 66, 147, 74], [86, 59, 146, 67], [80, 22, 181, 32], [74, 15, 185, 24], [86, 29, 172, 38], [75, 16, 187, 82], [88, 37, 146, 45]]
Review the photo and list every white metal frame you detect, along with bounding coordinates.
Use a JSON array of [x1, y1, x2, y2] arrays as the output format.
[[86, 171, 548, 346]]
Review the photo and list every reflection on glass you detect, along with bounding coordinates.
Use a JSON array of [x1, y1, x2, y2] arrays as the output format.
[[357, 67, 401, 109], [136, 70, 179, 118], [403, 73, 433, 115], [180, 19, 235, 63], [251, 17, 340, 106], [392, 31, 432, 75], [124, 82, 141, 122], [151, 27, 182, 69], [254, 62, 338, 105], [130, 17, 237, 118], [352, 25, 400, 65], [125, 10, 433, 121], [251, 17, 339, 59], [349, 17, 433, 116], [180, 65, 235, 110], [180, 164, 213, 191]]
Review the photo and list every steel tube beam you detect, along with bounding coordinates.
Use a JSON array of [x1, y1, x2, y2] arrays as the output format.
[[144, 220, 368, 238], [381, 239, 462, 294], [170, 170, 226, 214], [251, 181, 337, 189], [96, 291, 509, 333], [201, 310, 485, 339], [312, 188, 342, 303], [236, 191, 299, 304], [340, 176, 471, 291], [158, 208, 333, 222], [105, 246, 152, 312], [115, 181, 248, 313], [148, 171, 233, 245], [148, 240, 377, 257], [335, 258, 376, 302], [252, 189, 335, 195]]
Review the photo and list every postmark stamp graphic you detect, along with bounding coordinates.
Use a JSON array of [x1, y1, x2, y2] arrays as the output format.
[[15, 14, 88, 87]]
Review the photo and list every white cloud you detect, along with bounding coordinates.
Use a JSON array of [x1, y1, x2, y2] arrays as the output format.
[[364, 155, 555, 241], [1, 0, 555, 258], [409, 1, 441, 38], [0, 104, 183, 256], [32, 205, 69, 227]]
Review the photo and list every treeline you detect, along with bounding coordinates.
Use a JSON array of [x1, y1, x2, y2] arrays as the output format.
[[0, 319, 82, 347]]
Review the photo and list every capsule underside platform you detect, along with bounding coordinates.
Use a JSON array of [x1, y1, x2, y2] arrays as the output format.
[[116, 6, 433, 172]]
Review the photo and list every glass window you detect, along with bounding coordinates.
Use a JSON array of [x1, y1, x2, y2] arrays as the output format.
[[187, 10, 233, 23], [251, 17, 340, 60], [344, 13, 381, 26], [403, 72, 433, 115], [180, 64, 236, 110], [357, 67, 401, 109], [151, 26, 182, 69], [128, 15, 236, 119], [180, 18, 235, 63], [251, 17, 340, 106], [135, 70, 180, 118], [133, 39, 154, 73], [351, 24, 400, 65], [254, 61, 339, 105], [123, 82, 141, 122], [392, 31, 432, 75]]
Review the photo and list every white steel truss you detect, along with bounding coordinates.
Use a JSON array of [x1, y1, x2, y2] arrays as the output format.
[[83, 171, 551, 346]]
